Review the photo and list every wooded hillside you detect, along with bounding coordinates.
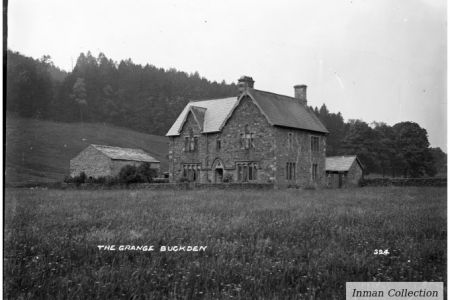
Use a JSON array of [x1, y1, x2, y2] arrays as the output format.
[[6, 50, 446, 177]]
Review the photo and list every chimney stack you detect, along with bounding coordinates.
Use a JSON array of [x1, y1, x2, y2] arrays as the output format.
[[238, 76, 255, 93], [294, 84, 307, 106]]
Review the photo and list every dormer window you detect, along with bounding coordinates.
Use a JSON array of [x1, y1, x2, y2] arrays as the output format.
[[240, 125, 254, 150]]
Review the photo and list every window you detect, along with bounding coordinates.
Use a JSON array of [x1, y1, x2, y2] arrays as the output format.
[[312, 163, 318, 181], [216, 138, 221, 151], [287, 132, 294, 149], [286, 162, 296, 180], [311, 136, 320, 152], [236, 162, 258, 182], [183, 163, 201, 182], [240, 125, 254, 150], [193, 137, 198, 151], [184, 128, 198, 152], [184, 137, 189, 152]]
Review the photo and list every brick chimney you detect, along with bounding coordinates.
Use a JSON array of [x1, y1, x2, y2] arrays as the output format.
[[238, 76, 255, 93], [294, 84, 307, 106]]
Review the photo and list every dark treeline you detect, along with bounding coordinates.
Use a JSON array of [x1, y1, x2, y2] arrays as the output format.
[[6, 50, 237, 135], [6, 50, 446, 177], [312, 105, 446, 177]]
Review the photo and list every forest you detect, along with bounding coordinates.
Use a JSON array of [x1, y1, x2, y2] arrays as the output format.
[[6, 50, 446, 177]]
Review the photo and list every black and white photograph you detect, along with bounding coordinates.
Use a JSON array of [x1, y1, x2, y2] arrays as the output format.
[[4, 0, 447, 298]]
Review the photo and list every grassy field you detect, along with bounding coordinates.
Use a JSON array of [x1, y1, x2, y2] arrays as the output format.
[[4, 187, 446, 299], [5, 116, 169, 185]]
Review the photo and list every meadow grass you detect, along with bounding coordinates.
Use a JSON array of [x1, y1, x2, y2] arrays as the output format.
[[4, 187, 446, 299]]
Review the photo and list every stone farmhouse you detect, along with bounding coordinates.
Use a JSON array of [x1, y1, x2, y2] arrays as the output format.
[[325, 155, 364, 188], [70, 144, 160, 179], [166, 76, 328, 187]]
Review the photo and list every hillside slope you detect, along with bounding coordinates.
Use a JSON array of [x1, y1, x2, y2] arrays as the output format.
[[6, 117, 169, 185]]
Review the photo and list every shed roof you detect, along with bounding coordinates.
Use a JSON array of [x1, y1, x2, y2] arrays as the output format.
[[325, 156, 362, 172], [166, 89, 328, 136], [91, 144, 160, 163]]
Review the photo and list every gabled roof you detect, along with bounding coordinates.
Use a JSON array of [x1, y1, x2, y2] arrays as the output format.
[[91, 144, 160, 163], [166, 88, 328, 136], [189, 106, 207, 131], [248, 89, 328, 133], [325, 155, 362, 172], [166, 97, 238, 136]]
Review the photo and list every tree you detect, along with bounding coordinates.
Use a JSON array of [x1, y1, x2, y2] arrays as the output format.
[[314, 104, 346, 156], [340, 120, 379, 174], [392, 122, 433, 177], [372, 122, 396, 177], [429, 147, 447, 177], [70, 77, 87, 122]]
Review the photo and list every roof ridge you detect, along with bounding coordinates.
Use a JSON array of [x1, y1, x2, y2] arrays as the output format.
[[190, 96, 238, 103], [92, 144, 145, 151], [251, 88, 296, 101]]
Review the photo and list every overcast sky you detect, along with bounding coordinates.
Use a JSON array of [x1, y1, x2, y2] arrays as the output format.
[[8, 0, 447, 150]]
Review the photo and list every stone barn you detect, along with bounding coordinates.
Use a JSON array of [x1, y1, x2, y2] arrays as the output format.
[[325, 155, 363, 188], [70, 144, 160, 178], [166, 76, 328, 187]]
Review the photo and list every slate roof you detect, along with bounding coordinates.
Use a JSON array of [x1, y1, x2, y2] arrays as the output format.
[[189, 106, 207, 131], [166, 97, 238, 136], [250, 89, 328, 133], [91, 144, 160, 163], [166, 88, 328, 136], [325, 156, 362, 172]]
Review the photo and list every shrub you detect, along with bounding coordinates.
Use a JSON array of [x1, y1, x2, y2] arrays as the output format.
[[136, 163, 158, 183], [105, 176, 119, 186], [118, 163, 159, 184], [118, 165, 140, 184], [73, 172, 86, 186], [178, 176, 189, 183], [223, 174, 233, 183], [63, 175, 73, 183], [303, 184, 316, 190]]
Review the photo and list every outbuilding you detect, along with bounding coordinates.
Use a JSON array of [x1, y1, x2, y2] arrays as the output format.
[[70, 144, 160, 178], [325, 155, 363, 188]]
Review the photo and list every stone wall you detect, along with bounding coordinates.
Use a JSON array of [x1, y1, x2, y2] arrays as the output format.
[[48, 182, 275, 190], [70, 146, 112, 178], [169, 96, 277, 183], [168, 95, 327, 187], [71, 146, 161, 179], [273, 127, 326, 188], [346, 160, 363, 187], [361, 177, 447, 187]]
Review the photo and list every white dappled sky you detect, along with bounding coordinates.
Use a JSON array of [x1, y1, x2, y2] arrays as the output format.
[[8, 0, 447, 150]]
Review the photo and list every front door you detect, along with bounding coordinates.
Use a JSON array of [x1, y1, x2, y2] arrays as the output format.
[[338, 174, 343, 188], [215, 168, 223, 183]]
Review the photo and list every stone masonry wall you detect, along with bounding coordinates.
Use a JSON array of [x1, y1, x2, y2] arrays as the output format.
[[273, 127, 326, 188], [168, 95, 327, 187], [345, 161, 363, 187], [70, 146, 112, 178], [169, 96, 277, 183], [205, 96, 277, 183], [169, 109, 204, 182]]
